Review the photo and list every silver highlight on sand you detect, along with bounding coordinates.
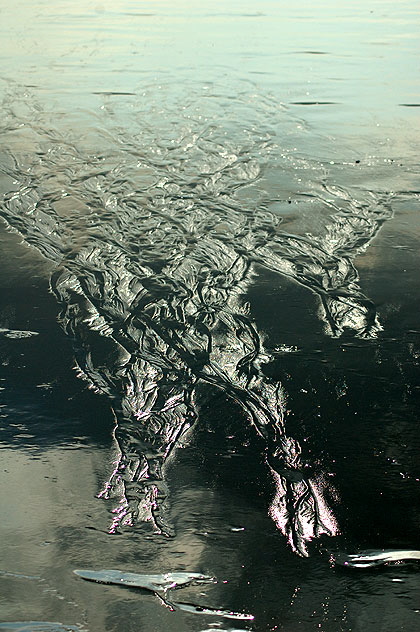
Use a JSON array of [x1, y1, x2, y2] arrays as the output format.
[[336, 549, 420, 568], [73, 569, 254, 620]]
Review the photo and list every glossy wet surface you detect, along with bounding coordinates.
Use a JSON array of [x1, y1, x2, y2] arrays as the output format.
[[1, 1, 420, 630]]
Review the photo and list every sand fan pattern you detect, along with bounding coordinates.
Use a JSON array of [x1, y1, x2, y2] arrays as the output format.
[[0, 82, 393, 555]]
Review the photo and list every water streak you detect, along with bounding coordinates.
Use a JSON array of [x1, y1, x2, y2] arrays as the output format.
[[0, 624, 83, 632]]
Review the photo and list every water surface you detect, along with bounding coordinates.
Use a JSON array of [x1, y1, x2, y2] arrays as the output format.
[[1, 1, 419, 631]]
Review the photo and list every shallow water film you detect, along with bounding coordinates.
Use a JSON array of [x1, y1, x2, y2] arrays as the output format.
[[1, 1, 420, 630]]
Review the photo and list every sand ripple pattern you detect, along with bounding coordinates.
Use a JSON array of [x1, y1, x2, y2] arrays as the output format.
[[0, 82, 393, 555]]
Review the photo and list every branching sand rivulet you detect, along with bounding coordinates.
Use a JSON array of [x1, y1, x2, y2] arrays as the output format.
[[0, 83, 393, 555]]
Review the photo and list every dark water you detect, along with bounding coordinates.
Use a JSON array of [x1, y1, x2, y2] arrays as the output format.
[[1, 1, 420, 630]]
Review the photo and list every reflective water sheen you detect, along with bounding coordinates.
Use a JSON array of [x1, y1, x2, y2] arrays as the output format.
[[0, 1, 419, 631]]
